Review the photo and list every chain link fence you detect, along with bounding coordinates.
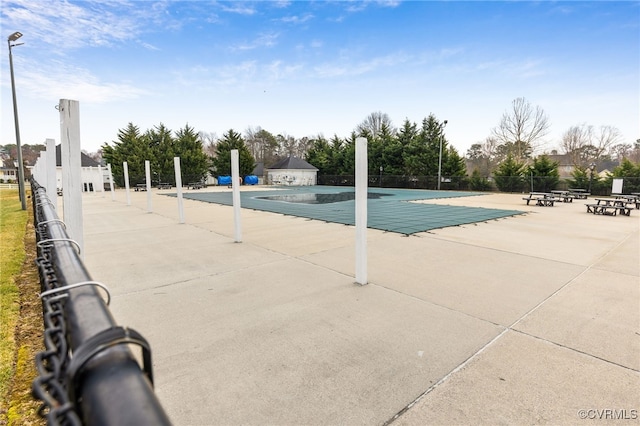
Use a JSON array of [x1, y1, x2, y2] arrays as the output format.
[[316, 175, 640, 195], [30, 178, 171, 426]]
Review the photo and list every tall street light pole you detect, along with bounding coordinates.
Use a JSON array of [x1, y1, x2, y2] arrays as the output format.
[[8, 31, 26, 210], [437, 119, 448, 190]]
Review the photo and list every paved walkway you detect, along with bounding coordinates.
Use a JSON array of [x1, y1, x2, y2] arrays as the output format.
[[80, 187, 639, 425]]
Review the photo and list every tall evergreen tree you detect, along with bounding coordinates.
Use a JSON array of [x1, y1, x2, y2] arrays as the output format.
[[529, 155, 559, 192], [103, 122, 212, 187], [305, 136, 333, 174], [174, 124, 210, 183], [328, 135, 346, 175], [211, 129, 255, 176], [443, 146, 467, 180], [381, 119, 414, 175], [339, 133, 357, 175], [403, 115, 443, 176], [493, 154, 527, 192], [102, 122, 148, 186], [567, 166, 590, 190], [610, 158, 640, 192], [374, 125, 397, 178], [403, 119, 427, 176], [146, 123, 175, 184]]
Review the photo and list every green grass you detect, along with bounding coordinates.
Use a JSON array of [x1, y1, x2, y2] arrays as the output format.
[[0, 190, 28, 413]]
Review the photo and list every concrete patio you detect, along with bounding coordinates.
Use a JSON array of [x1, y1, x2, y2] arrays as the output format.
[[80, 186, 639, 425]]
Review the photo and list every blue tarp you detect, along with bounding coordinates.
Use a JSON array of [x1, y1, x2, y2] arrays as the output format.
[[244, 175, 259, 185], [217, 176, 232, 185]]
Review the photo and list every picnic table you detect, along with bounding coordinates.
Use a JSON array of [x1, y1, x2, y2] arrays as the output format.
[[550, 190, 574, 203], [523, 192, 556, 206], [187, 182, 204, 189], [613, 194, 640, 209], [134, 183, 147, 191], [585, 198, 632, 216], [568, 188, 590, 199], [157, 183, 172, 189]]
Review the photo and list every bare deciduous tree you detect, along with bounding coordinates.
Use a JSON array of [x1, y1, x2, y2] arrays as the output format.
[[356, 111, 395, 138], [244, 126, 262, 160], [465, 137, 502, 177], [594, 125, 622, 157], [610, 143, 632, 162], [244, 127, 279, 165], [492, 97, 550, 161], [277, 133, 298, 156], [199, 131, 218, 157], [561, 124, 621, 167], [631, 140, 640, 163], [561, 124, 592, 167]]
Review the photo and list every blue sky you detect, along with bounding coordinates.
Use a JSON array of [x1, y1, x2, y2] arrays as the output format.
[[1, 0, 638, 155]]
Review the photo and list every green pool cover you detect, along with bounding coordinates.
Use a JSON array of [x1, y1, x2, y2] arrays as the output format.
[[174, 186, 523, 235]]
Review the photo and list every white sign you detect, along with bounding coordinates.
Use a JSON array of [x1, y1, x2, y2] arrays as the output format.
[[612, 178, 623, 194]]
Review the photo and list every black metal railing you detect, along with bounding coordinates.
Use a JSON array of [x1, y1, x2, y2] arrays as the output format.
[[29, 178, 172, 426]]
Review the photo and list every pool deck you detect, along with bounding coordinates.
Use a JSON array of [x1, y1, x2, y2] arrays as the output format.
[[81, 185, 639, 425]]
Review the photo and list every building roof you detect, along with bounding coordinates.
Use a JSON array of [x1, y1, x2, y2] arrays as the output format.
[[1, 159, 17, 170], [267, 156, 318, 171], [56, 144, 101, 167], [252, 162, 264, 176]]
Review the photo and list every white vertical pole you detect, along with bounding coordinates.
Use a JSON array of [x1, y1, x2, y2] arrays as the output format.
[[46, 138, 57, 208], [231, 149, 242, 243], [97, 165, 105, 197], [123, 161, 131, 206], [107, 163, 115, 201], [174, 157, 185, 223], [145, 160, 152, 213], [59, 99, 84, 256], [355, 137, 368, 285]]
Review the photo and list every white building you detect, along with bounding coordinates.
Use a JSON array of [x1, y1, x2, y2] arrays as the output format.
[[52, 145, 109, 192], [266, 156, 318, 186], [0, 159, 19, 183]]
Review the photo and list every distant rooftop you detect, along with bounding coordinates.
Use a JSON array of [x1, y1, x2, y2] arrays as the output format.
[[267, 156, 318, 171], [56, 145, 101, 167]]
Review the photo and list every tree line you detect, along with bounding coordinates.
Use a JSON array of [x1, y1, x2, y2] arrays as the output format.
[[5, 95, 639, 193], [99, 112, 467, 187], [305, 113, 466, 179], [466, 98, 639, 177], [486, 154, 640, 194], [101, 123, 210, 187], [93, 96, 639, 192]]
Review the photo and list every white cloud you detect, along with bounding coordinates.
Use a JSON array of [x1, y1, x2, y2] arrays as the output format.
[[0, 0, 191, 52], [376, 0, 402, 7], [231, 32, 279, 51], [1, 0, 144, 49], [314, 52, 410, 78], [17, 59, 147, 103], [343, 0, 401, 14], [219, 4, 256, 15], [266, 60, 303, 80], [439, 47, 464, 59], [279, 13, 314, 24], [139, 41, 161, 51]]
